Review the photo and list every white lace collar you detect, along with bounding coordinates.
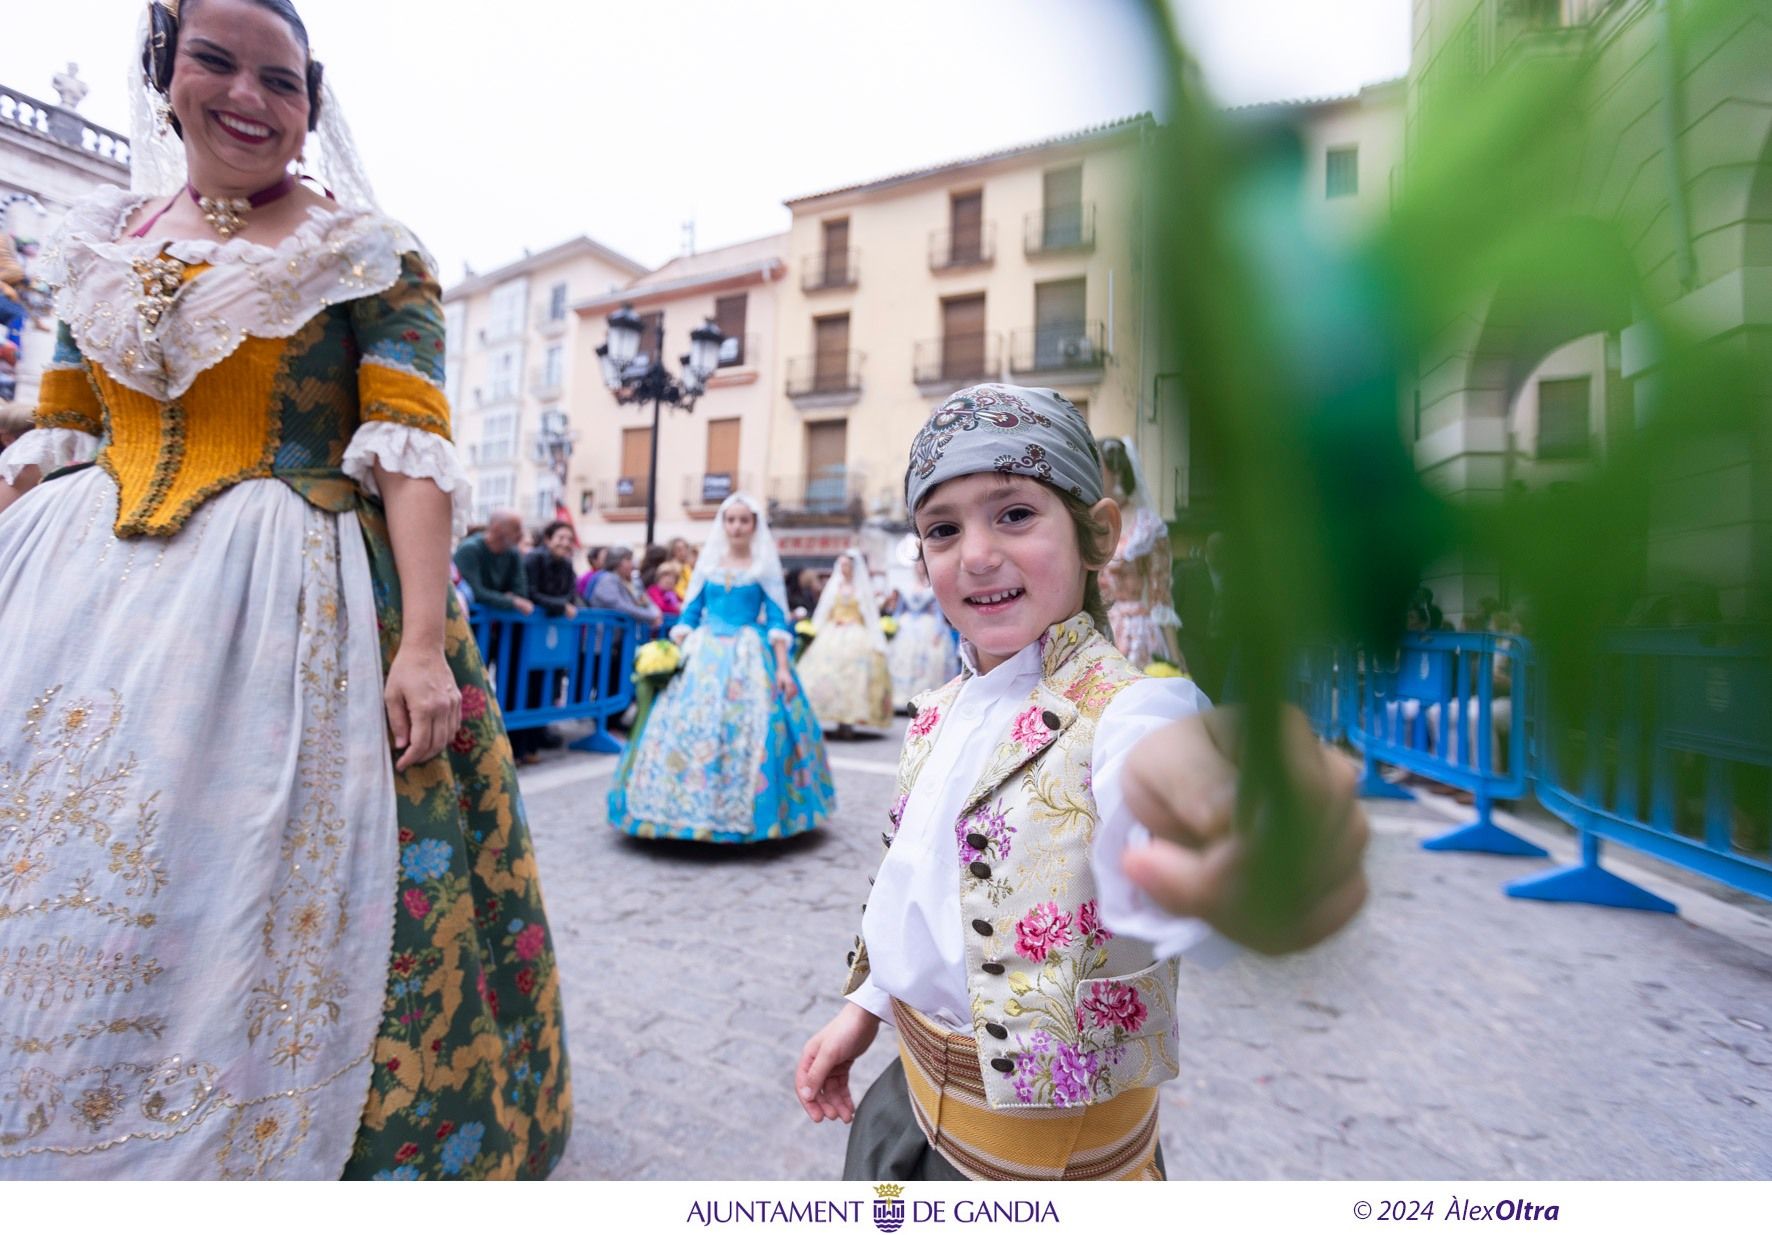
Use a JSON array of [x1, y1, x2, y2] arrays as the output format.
[[43, 184, 433, 403]]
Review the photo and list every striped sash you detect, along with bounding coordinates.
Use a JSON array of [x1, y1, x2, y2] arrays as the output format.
[[890, 999, 1162, 1181]]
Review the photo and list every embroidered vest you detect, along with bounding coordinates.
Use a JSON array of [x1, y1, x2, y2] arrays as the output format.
[[843, 613, 1183, 1111]]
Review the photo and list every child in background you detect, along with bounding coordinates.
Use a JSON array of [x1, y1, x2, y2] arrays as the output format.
[[648, 561, 685, 623], [794, 384, 1368, 1181]]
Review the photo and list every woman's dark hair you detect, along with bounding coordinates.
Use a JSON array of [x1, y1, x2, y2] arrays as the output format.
[[540, 520, 573, 543], [143, 0, 325, 136], [1096, 436, 1136, 498], [638, 544, 670, 589]]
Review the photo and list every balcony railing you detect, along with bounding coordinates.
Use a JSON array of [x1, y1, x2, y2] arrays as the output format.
[[912, 333, 1000, 386], [1024, 203, 1096, 255], [785, 352, 864, 399], [1, 86, 131, 169], [802, 249, 859, 292], [768, 468, 869, 526], [468, 440, 519, 467], [683, 471, 751, 508], [1008, 321, 1107, 375], [716, 331, 759, 370], [530, 365, 564, 400], [587, 477, 652, 512], [928, 223, 996, 271]]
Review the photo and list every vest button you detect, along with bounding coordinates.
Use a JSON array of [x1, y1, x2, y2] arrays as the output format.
[[906, 702, 919, 718], [1041, 710, 1061, 730], [966, 831, 988, 851], [971, 919, 993, 937], [985, 1023, 1008, 1040], [990, 1057, 1015, 1074], [968, 861, 991, 880], [846, 951, 855, 968], [981, 962, 1005, 975]]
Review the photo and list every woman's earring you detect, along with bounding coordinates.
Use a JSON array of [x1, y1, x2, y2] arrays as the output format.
[[153, 97, 173, 137]]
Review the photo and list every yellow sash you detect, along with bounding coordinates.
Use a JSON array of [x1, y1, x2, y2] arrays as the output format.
[[890, 999, 1163, 1181]]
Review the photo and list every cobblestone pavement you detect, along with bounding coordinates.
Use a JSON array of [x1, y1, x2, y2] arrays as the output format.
[[516, 719, 1772, 1181]]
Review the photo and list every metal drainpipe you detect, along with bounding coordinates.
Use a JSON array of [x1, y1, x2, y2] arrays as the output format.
[[1655, 0, 1699, 292]]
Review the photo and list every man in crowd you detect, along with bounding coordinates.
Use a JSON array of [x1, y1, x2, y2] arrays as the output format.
[[453, 510, 534, 614]]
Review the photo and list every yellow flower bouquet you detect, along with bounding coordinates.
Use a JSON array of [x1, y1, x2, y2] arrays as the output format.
[[879, 615, 899, 638], [632, 639, 682, 681], [1145, 659, 1188, 679]]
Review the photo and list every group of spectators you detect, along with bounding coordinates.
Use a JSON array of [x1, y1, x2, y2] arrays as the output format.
[[451, 512, 700, 638]]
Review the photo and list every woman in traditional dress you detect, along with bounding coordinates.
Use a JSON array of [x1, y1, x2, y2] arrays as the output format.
[[0, 0, 568, 1179], [1097, 435, 1184, 671], [798, 548, 894, 738], [886, 538, 959, 709], [606, 493, 833, 843]]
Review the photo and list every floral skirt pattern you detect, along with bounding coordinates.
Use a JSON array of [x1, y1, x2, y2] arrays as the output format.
[[607, 625, 833, 843], [1107, 605, 1175, 671], [799, 621, 893, 729], [342, 500, 571, 1180]]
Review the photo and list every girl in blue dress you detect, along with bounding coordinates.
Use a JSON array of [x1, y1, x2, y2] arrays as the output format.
[[607, 492, 835, 842]]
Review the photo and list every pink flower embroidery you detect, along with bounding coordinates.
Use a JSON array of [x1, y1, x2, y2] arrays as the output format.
[[514, 923, 547, 962], [1009, 706, 1049, 751], [1077, 898, 1112, 947], [1082, 981, 1148, 1033], [403, 887, 431, 920], [908, 706, 941, 740], [1013, 901, 1075, 962], [459, 685, 487, 721]]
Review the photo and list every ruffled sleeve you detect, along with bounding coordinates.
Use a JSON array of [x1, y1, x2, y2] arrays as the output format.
[[0, 427, 99, 485], [349, 250, 452, 441], [1089, 676, 1239, 965], [341, 420, 472, 541]]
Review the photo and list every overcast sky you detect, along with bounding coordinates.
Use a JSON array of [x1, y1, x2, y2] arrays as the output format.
[[1, 1, 1408, 280]]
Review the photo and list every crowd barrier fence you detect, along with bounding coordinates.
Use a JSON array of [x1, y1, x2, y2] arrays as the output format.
[[467, 608, 644, 755]]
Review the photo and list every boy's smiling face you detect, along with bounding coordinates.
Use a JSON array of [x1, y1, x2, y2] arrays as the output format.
[[914, 473, 1118, 674]]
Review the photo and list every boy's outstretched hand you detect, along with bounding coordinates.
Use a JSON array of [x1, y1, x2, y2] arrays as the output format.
[[1120, 705, 1369, 955], [795, 1002, 880, 1124]]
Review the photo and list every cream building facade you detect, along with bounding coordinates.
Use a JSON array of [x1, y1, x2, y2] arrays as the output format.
[[570, 234, 787, 548], [445, 237, 648, 527], [1405, 0, 1772, 619], [766, 119, 1158, 542]]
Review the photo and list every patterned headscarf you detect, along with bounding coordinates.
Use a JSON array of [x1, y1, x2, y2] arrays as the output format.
[[904, 383, 1103, 514]]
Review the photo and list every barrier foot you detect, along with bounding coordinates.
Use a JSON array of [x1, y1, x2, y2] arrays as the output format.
[[1358, 768, 1415, 800], [1422, 819, 1548, 857], [571, 728, 623, 755], [1505, 863, 1676, 913]]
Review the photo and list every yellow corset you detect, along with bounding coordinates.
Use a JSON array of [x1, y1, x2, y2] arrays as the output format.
[[829, 594, 864, 623]]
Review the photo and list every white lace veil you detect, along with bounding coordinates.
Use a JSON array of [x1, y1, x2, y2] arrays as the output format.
[[812, 548, 887, 653], [128, 4, 380, 211], [1100, 434, 1165, 561], [685, 492, 790, 621]]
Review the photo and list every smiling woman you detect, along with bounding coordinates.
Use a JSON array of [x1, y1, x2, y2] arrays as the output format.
[[0, 0, 570, 1182]]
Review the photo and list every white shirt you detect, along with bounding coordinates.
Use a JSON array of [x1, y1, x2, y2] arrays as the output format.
[[849, 638, 1229, 1031]]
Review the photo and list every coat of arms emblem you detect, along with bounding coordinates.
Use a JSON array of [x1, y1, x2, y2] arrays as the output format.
[[872, 1183, 906, 1233]]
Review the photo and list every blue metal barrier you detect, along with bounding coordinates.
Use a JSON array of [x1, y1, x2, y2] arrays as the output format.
[[1292, 644, 1346, 744], [1510, 627, 1772, 911], [1347, 631, 1545, 856], [467, 609, 643, 755]]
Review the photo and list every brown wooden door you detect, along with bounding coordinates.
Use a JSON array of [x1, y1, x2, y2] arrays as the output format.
[[1042, 165, 1083, 247], [950, 190, 982, 264], [822, 218, 850, 285], [813, 314, 850, 391], [942, 294, 987, 381], [714, 294, 747, 366], [805, 419, 848, 510], [619, 426, 652, 507], [704, 418, 741, 504], [1034, 278, 1087, 368]]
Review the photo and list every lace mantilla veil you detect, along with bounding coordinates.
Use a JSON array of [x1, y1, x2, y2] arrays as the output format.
[[683, 492, 791, 622], [127, 5, 380, 211]]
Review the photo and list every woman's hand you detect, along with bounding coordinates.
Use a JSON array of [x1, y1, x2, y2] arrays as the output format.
[[794, 1003, 880, 1124], [1120, 705, 1368, 954], [563, 602, 578, 620], [384, 645, 462, 772], [775, 667, 799, 702]]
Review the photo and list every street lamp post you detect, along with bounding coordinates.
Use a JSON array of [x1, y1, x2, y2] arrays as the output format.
[[597, 304, 724, 547]]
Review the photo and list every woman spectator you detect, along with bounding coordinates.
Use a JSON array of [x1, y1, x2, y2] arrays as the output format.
[[524, 519, 581, 618]]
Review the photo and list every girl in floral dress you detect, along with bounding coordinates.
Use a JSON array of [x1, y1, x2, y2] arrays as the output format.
[[606, 493, 833, 843], [792, 384, 1369, 1182], [1097, 436, 1183, 670], [797, 548, 893, 738], [886, 554, 959, 709]]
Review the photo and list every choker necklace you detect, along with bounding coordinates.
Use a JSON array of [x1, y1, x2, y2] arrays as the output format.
[[186, 174, 297, 239]]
